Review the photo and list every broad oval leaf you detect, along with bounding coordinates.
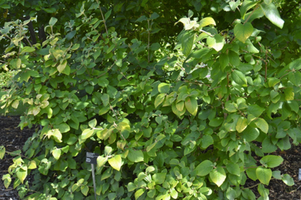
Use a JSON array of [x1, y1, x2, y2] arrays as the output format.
[[81, 129, 95, 140], [210, 166, 226, 187], [236, 117, 248, 133], [52, 148, 61, 160], [234, 22, 253, 43], [154, 93, 165, 108], [182, 32, 195, 56], [135, 188, 145, 200], [232, 70, 247, 87], [207, 34, 225, 51], [255, 118, 269, 133], [97, 156, 107, 168], [260, 155, 283, 168], [256, 166, 272, 185], [108, 155, 122, 171], [260, 2, 284, 29], [185, 97, 198, 116], [158, 83, 170, 93], [128, 149, 144, 163], [199, 17, 216, 28], [16, 167, 27, 184], [194, 160, 213, 176]]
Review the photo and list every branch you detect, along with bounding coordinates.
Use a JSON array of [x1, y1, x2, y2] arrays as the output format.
[[96, 0, 108, 35]]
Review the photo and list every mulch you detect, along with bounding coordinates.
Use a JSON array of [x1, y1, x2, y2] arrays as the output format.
[[1, 115, 301, 199]]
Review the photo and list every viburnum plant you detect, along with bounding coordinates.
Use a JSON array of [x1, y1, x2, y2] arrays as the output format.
[[0, 0, 301, 199]]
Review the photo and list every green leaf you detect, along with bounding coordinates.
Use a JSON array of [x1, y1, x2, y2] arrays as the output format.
[[240, 0, 258, 18], [49, 17, 58, 26], [199, 17, 216, 28], [101, 94, 110, 107], [236, 117, 248, 133], [135, 188, 145, 200], [284, 87, 294, 101], [185, 97, 198, 116], [232, 70, 247, 87], [194, 160, 213, 176], [0, 146, 5, 159], [97, 156, 107, 168], [108, 155, 122, 171], [207, 34, 225, 51], [234, 22, 253, 43], [21, 46, 35, 53], [248, 104, 265, 118], [176, 101, 185, 112], [153, 172, 166, 184], [182, 32, 195, 56], [226, 162, 240, 176], [16, 167, 27, 184], [49, 129, 62, 143], [255, 118, 269, 133], [200, 135, 214, 149], [225, 102, 237, 113], [56, 123, 70, 133], [256, 167, 272, 185], [154, 93, 165, 108], [241, 126, 260, 142], [158, 83, 170, 93], [81, 185, 89, 196], [260, 155, 283, 168], [57, 60, 67, 73], [210, 166, 226, 187], [287, 57, 301, 70], [81, 129, 95, 140], [282, 174, 294, 186], [2, 174, 11, 188], [88, 119, 97, 128], [28, 106, 41, 116], [52, 148, 61, 160], [128, 149, 144, 163], [260, 2, 284, 29], [267, 77, 280, 87]]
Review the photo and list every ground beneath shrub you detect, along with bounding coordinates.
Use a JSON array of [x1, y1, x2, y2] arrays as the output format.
[[1, 116, 301, 199]]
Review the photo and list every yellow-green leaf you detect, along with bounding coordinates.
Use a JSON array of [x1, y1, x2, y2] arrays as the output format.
[[154, 93, 165, 108], [199, 17, 216, 28], [97, 156, 107, 168], [255, 118, 269, 133], [236, 117, 248, 133], [260, 2, 284, 29], [209, 166, 226, 187], [52, 148, 61, 160], [194, 160, 213, 176], [81, 129, 95, 140], [108, 155, 122, 171], [16, 167, 27, 184], [185, 97, 198, 116], [234, 22, 253, 43], [256, 166, 272, 185], [135, 188, 145, 200], [176, 101, 185, 112], [207, 34, 225, 51], [0, 146, 5, 159]]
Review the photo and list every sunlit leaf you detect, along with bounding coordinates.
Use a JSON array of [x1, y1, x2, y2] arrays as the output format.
[[234, 22, 253, 43], [256, 167, 272, 185], [108, 155, 122, 171], [210, 166, 226, 187]]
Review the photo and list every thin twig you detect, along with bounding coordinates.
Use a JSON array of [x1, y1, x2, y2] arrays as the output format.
[[96, 0, 108, 35]]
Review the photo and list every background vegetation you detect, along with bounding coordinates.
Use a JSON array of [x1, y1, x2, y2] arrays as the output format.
[[0, 0, 301, 199]]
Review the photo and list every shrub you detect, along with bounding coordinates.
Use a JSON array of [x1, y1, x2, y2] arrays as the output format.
[[1, 1, 301, 199]]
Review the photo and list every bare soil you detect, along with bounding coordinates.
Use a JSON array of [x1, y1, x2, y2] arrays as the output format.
[[1, 116, 301, 199]]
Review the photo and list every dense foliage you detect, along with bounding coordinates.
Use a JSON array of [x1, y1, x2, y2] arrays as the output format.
[[1, 0, 301, 199]]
